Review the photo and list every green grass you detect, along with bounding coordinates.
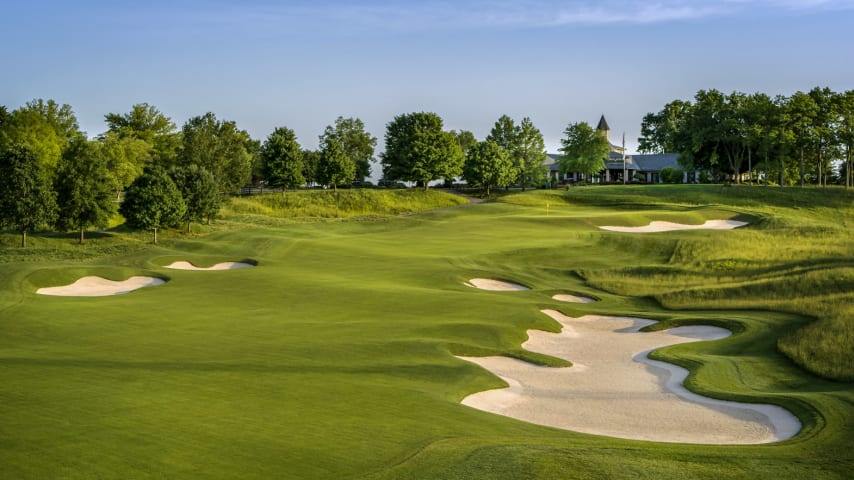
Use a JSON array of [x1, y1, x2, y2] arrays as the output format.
[[0, 186, 852, 479]]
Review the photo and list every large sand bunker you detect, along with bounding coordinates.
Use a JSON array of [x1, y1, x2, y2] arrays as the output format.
[[459, 310, 800, 444], [165, 261, 254, 271], [467, 278, 530, 291], [552, 294, 596, 303], [599, 219, 748, 233], [37, 276, 165, 297]]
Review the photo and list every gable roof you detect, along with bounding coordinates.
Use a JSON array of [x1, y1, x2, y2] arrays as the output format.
[[632, 153, 680, 171]]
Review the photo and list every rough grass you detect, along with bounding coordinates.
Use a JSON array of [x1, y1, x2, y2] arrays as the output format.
[[0, 185, 852, 479], [223, 189, 467, 221], [555, 185, 854, 380]]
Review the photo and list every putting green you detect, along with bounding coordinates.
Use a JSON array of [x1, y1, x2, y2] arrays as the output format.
[[1, 186, 852, 479]]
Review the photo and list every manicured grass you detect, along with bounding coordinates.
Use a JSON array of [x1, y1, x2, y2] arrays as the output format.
[[0, 186, 852, 479]]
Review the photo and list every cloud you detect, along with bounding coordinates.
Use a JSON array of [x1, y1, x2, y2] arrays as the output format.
[[153, 0, 854, 36], [276, 0, 854, 30]]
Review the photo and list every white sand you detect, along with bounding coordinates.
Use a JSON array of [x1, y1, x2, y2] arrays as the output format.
[[37, 276, 165, 297], [552, 294, 596, 303], [165, 261, 254, 271], [467, 278, 530, 291], [599, 219, 748, 233], [459, 310, 800, 444]]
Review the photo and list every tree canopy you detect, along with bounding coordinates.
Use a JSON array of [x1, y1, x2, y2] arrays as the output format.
[[177, 112, 254, 194], [53, 138, 115, 243], [320, 117, 376, 183], [640, 86, 854, 186], [170, 164, 220, 232], [462, 140, 517, 196], [104, 103, 180, 163], [559, 122, 610, 179], [0, 145, 57, 247], [260, 127, 304, 191], [0, 99, 81, 176], [119, 165, 186, 244], [317, 137, 355, 191], [381, 112, 463, 190]]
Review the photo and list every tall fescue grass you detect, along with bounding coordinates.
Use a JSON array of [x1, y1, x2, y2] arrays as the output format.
[[223, 189, 467, 220], [566, 184, 854, 380]]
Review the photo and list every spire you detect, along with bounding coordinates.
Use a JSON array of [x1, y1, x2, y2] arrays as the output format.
[[596, 115, 610, 132]]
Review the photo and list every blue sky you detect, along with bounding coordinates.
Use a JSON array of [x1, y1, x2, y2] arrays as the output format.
[[2, 0, 853, 159]]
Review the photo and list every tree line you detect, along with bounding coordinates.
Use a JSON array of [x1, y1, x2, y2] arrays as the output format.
[[638, 87, 854, 187], [0, 99, 559, 245]]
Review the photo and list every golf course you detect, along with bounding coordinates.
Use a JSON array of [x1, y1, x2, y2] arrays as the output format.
[[1, 185, 852, 479]]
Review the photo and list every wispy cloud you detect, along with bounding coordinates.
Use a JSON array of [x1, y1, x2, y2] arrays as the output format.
[[150, 0, 854, 36]]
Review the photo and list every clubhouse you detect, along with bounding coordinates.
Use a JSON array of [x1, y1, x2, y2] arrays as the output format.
[[546, 115, 686, 184]]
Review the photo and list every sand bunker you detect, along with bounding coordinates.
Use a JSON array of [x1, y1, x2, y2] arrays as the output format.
[[37, 276, 165, 297], [165, 261, 254, 271], [599, 219, 748, 233], [459, 310, 800, 444], [552, 294, 596, 303], [466, 279, 530, 291]]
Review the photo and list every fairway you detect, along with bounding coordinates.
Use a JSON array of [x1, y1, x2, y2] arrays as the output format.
[[1, 186, 852, 479]]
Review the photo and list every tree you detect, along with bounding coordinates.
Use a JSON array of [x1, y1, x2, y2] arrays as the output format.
[[515, 117, 548, 190], [447, 130, 477, 185], [169, 165, 219, 232], [463, 140, 517, 196], [787, 91, 819, 187], [98, 131, 152, 199], [381, 112, 463, 190], [807, 87, 840, 186], [301, 149, 320, 187], [317, 137, 355, 191], [838, 90, 854, 188], [559, 122, 610, 179], [638, 100, 691, 154], [0, 99, 81, 177], [0, 145, 57, 247], [260, 127, 304, 192], [486, 115, 518, 152], [177, 112, 253, 194], [320, 117, 377, 183], [53, 138, 115, 244], [104, 103, 180, 163], [119, 165, 185, 244]]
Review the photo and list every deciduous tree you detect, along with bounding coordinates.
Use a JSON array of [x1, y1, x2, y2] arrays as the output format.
[[170, 165, 220, 232], [320, 117, 377, 183], [317, 137, 355, 191], [381, 112, 463, 190], [463, 140, 516, 196], [53, 138, 115, 244], [515, 117, 547, 190], [0, 145, 57, 247], [260, 127, 304, 192], [178, 112, 253, 194], [119, 165, 185, 244], [104, 103, 180, 163], [559, 122, 609, 179]]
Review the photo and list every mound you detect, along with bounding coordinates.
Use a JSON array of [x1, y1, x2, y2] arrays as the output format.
[[37, 276, 165, 297], [467, 278, 530, 291], [599, 219, 748, 233], [165, 261, 254, 271], [459, 310, 800, 444]]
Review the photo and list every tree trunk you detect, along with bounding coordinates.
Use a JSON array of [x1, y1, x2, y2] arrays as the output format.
[[79, 227, 85, 245], [800, 147, 805, 187], [764, 152, 769, 187], [780, 154, 785, 187], [486, 184, 491, 197], [21, 229, 27, 248], [187, 221, 192, 234], [153, 227, 158, 244], [747, 147, 752, 185]]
